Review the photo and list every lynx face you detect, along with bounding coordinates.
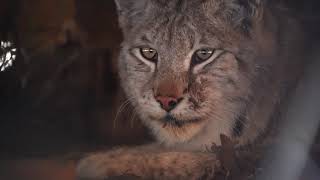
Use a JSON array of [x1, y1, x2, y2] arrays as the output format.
[[115, 0, 278, 148]]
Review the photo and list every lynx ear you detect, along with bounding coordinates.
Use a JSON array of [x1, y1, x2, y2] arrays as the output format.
[[114, 0, 146, 15], [114, 0, 147, 30], [238, 0, 264, 19], [230, 0, 264, 34], [114, 0, 130, 13]]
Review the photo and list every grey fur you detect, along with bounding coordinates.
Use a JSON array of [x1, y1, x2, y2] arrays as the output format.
[[115, 0, 305, 150], [76, 1, 308, 179]]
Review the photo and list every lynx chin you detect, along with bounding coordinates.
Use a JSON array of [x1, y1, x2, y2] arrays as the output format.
[[77, 0, 307, 179]]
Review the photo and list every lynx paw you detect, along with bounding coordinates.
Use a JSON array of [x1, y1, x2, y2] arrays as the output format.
[[76, 149, 218, 179]]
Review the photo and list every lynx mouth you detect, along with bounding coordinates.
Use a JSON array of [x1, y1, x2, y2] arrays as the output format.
[[161, 114, 202, 128]]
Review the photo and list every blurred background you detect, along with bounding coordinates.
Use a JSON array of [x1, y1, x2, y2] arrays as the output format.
[[0, 0, 320, 179]]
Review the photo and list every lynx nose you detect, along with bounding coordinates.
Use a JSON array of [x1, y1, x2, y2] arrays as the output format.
[[155, 96, 182, 112]]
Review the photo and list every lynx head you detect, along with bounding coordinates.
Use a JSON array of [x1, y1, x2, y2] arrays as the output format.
[[114, 0, 276, 147]]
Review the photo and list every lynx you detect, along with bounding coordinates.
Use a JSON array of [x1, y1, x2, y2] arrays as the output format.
[[77, 0, 307, 179]]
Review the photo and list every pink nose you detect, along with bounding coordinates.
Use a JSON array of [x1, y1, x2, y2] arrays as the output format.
[[155, 96, 181, 112]]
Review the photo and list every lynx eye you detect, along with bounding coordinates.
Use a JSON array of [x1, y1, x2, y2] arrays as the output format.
[[140, 47, 158, 62], [192, 48, 214, 65]]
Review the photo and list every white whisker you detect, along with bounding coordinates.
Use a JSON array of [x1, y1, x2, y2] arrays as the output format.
[[113, 96, 137, 129]]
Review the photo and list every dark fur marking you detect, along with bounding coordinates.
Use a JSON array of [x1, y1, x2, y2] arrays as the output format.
[[232, 100, 249, 137], [189, 97, 200, 109], [175, 0, 185, 12], [233, 114, 245, 137]]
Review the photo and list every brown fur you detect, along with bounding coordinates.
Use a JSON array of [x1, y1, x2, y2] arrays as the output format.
[[77, 0, 307, 179]]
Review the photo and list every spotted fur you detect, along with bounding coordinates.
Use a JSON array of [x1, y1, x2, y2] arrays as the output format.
[[77, 0, 306, 178]]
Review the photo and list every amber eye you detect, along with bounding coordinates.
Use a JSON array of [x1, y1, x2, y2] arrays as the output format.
[[140, 47, 158, 62], [192, 48, 214, 65]]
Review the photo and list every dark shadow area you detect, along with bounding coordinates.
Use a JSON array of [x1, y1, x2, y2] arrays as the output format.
[[0, 0, 152, 159]]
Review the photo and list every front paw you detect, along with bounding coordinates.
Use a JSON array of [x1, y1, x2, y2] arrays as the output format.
[[76, 149, 219, 179], [76, 149, 140, 179]]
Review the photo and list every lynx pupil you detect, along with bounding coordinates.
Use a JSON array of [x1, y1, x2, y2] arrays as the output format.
[[140, 47, 158, 61], [196, 49, 213, 61]]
